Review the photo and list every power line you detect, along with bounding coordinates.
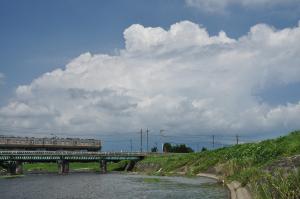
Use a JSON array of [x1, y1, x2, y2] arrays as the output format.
[[0, 124, 262, 146], [140, 128, 143, 153], [146, 128, 149, 152]]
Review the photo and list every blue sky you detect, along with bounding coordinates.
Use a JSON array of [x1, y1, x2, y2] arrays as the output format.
[[0, 0, 300, 151], [1, 0, 299, 99]]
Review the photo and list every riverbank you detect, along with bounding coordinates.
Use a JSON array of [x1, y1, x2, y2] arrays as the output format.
[[133, 131, 300, 199], [196, 173, 251, 199], [1, 131, 299, 198]]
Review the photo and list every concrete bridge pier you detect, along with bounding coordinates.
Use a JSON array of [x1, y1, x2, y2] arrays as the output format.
[[15, 161, 23, 175], [100, 159, 107, 173], [5, 161, 23, 175], [58, 160, 69, 174], [7, 162, 16, 175], [125, 160, 135, 171]]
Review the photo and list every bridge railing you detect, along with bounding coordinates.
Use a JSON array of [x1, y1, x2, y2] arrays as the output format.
[[0, 150, 148, 156]]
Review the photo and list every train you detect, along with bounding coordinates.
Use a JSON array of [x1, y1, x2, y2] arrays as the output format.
[[0, 136, 101, 151]]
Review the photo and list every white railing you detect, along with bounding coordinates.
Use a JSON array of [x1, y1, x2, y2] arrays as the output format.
[[0, 150, 148, 156]]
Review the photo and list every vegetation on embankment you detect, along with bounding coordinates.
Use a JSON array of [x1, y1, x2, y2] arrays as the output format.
[[23, 160, 130, 173], [134, 131, 300, 199]]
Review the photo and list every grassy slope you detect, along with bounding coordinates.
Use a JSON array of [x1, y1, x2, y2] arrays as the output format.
[[137, 131, 300, 198]]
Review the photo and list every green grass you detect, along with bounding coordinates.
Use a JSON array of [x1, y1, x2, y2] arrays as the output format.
[[136, 131, 300, 198], [253, 169, 300, 199], [22, 160, 130, 173], [107, 160, 129, 172], [70, 162, 99, 172], [24, 162, 58, 172]]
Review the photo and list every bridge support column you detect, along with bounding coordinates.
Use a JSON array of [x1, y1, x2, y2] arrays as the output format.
[[100, 159, 107, 173], [4, 161, 23, 175], [7, 163, 16, 175], [58, 160, 69, 174], [125, 160, 135, 171], [15, 161, 23, 175], [64, 161, 69, 173], [7, 161, 17, 175]]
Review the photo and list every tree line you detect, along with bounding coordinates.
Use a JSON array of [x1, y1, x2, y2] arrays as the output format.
[[151, 143, 194, 153]]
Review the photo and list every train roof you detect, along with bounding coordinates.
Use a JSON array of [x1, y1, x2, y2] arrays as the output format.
[[0, 135, 100, 141]]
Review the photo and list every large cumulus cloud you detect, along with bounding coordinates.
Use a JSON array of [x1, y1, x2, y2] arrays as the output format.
[[1, 21, 300, 137]]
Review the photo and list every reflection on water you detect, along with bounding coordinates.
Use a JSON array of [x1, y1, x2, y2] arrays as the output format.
[[0, 173, 228, 199]]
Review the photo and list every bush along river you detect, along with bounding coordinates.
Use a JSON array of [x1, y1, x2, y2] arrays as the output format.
[[0, 173, 229, 199]]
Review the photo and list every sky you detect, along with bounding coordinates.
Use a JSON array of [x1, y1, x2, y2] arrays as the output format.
[[0, 0, 300, 151]]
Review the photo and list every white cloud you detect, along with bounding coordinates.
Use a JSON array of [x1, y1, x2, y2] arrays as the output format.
[[185, 0, 299, 13], [123, 21, 234, 53], [1, 21, 300, 137]]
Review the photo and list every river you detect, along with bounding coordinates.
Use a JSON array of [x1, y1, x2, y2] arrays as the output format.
[[0, 173, 229, 199]]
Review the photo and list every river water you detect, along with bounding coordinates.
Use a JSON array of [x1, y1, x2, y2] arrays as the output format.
[[0, 173, 229, 199]]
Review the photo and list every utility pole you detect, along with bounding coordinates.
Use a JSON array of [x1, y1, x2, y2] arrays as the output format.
[[212, 135, 215, 148], [146, 128, 149, 153], [130, 139, 133, 152], [160, 129, 165, 153], [140, 128, 143, 152], [236, 135, 239, 145]]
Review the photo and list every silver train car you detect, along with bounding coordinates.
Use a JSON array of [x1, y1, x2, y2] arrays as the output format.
[[0, 136, 101, 151]]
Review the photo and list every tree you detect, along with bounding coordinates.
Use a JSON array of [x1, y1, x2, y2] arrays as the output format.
[[172, 144, 194, 153], [163, 143, 193, 153], [151, 146, 158, 152], [163, 143, 172, 152], [201, 147, 207, 152]]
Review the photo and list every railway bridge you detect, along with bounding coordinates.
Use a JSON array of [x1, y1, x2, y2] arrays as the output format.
[[0, 151, 146, 175]]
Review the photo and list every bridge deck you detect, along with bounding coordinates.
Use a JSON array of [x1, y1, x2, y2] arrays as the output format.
[[0, 151, 147, 162]]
